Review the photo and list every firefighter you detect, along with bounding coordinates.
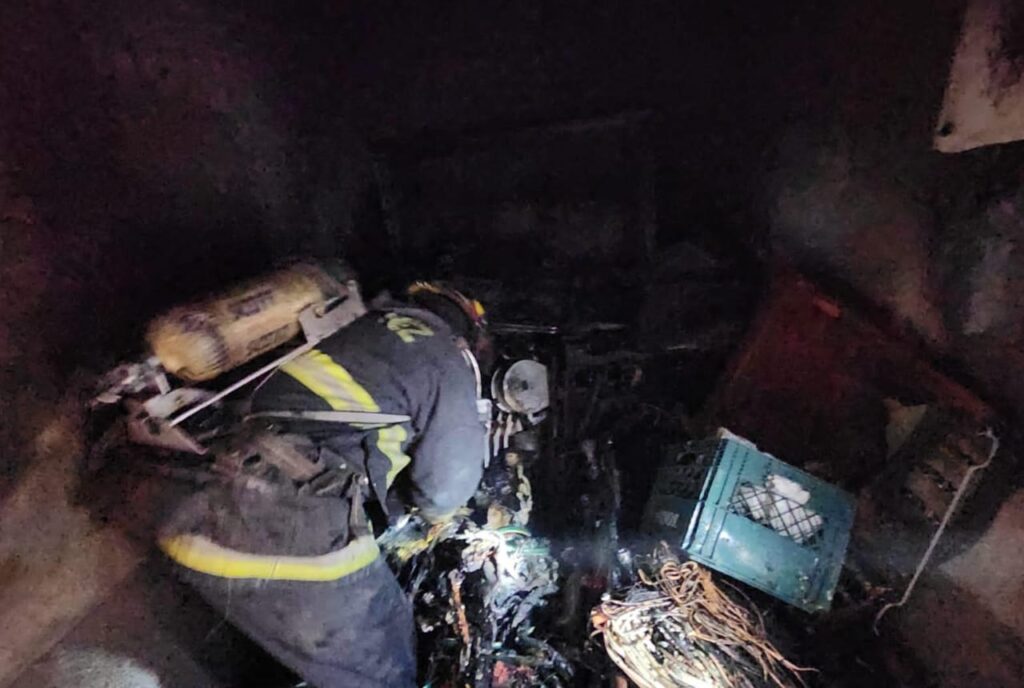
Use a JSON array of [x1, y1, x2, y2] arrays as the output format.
[[158, 274, 488, 688]]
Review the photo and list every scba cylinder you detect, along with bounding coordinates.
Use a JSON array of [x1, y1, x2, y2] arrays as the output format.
[[147, 261, 350, 382]]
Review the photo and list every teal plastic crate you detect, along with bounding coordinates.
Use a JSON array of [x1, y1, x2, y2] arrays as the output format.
[[643, 430, 856, 612]]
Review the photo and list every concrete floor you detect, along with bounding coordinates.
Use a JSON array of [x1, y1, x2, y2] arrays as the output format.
[[896, 578, 1024, 688], [12, 500, 1024, 688], [943, 489, 1024, 639], [18, 559, 295, 688], [920, 488, 1024, 687], [0, 407, 291, 688]]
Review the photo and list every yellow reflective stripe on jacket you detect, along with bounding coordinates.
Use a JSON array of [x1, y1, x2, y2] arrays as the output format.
[[281, 350, 381, 413], [160, 533, 380, 581], [378, 424, 410, 486], [279, 348, 413, 484]]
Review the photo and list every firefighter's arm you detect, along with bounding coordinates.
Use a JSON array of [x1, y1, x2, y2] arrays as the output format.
[[408, 360, 484, 522]]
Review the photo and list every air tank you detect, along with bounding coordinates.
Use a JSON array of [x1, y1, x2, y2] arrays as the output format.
[[146, 261, 350, 382]]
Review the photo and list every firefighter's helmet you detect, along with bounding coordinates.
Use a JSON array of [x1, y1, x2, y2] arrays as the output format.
[[407, 282, 487, 346]]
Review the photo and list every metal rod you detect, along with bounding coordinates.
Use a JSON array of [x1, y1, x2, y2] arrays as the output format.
[[490, 322, 560, 335], [168, 342, 315, 427], [873, 428, 999, 632]]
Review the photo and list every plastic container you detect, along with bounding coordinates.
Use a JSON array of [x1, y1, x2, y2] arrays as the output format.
[[643, 429, 856, 612]]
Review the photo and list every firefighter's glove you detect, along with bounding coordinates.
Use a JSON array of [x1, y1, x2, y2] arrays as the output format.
[[380, 510, 464, 564]]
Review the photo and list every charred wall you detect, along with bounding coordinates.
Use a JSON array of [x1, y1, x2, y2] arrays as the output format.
[[0, 0, 369, 488]]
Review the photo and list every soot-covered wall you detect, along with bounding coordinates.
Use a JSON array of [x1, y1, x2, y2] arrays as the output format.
[[0, 0, 367, 483], [4, 0, 1024, 481]]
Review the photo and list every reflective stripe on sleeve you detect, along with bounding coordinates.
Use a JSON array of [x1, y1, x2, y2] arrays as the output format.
[[280, 348, 412, 485], [378, 424, 411, 486], [281, 350, 381, 413], [159, 533, 380, 581]]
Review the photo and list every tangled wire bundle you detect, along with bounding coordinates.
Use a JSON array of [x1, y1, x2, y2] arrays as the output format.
[[592, 554, 811, 688]]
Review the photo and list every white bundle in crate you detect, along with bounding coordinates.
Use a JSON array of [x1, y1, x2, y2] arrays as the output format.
[[734, 474, 824, 544]]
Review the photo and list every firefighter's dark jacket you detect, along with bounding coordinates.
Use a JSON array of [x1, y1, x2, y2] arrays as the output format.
[[159, 305, 484, 581]]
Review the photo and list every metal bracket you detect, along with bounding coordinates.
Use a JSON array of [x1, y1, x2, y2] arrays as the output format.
[[298, 283, 367, 343], [125, 399, 208, 455]]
